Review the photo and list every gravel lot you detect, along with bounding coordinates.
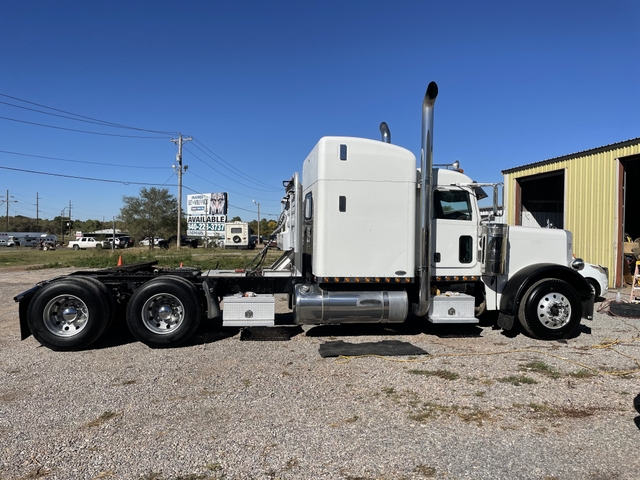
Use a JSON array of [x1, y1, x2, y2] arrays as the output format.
[[1, 267, 640, 480]]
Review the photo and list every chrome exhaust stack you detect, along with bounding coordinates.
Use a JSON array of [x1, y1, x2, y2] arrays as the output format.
[[413, 82, 438, 317], [380, 122, 391, 143]]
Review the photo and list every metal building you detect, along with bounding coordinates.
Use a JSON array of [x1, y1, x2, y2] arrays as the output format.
[[502, 138, 640, 288]]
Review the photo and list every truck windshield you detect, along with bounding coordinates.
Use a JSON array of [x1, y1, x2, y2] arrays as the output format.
[[434, 190, 473, 221]]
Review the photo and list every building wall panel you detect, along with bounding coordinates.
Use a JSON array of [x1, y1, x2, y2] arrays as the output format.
[[504, 142, 640, 287]]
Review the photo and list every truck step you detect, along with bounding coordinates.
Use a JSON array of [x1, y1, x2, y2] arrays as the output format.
[[222, 294, 275, 327]]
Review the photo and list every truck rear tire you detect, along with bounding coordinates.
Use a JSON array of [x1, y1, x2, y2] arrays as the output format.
[[73, 244, 79, 250], [126, 276, 201, 347], [517, 278, 581, 340], [26, 278, 112, 351]]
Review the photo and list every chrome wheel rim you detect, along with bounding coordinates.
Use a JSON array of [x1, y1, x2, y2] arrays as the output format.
[[43, 294, 89, 337], [141, 293, 184, 334], [538, 292, 571, 329]]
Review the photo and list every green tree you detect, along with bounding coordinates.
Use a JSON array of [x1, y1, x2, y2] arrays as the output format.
[[120, 187, 177, 247]]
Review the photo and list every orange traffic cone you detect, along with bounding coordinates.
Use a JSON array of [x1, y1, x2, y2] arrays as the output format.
[[117, 255, 123, 266]]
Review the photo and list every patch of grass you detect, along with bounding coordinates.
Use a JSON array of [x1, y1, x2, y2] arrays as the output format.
[[17, 467, 52, 479], [414, 465, 437, 477], [0, 246, 282, 270], [27, 261, 63, 270], [283, 458, 300, 471], [528, 402, 556, 414], [85, 410, 122, 428], [520, 361, 561, 379], [518, 403, 599, 419], [497, 375, 538, 386], [409, 402, 492, 426], [111, 379, 138, 386], [138, 473, 163, 480], [408, 369, 460, 381], [568, 369, 597, 379]]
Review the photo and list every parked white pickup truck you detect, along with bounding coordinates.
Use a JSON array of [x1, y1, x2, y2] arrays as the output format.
[[67, 237, 104, 250]]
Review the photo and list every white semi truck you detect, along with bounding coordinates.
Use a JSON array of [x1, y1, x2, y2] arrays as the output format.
[[14, 82, 593, 351]]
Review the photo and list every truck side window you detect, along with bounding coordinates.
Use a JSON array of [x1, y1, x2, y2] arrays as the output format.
[[434, 190, 473, 221], [459, 236, 473, 263], [304, 192, 313, 220]]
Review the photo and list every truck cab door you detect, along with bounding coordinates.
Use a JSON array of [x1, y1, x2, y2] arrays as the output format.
[[431, 188, 481, 274]]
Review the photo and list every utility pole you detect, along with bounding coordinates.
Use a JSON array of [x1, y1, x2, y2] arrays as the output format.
[[171, 133, 192, 249], [61, 207, 68, 244], [252, 199, 260, 243], [35, 193, 40, 230], [1, 190, 17, 230], [68, 200, 73, 239]]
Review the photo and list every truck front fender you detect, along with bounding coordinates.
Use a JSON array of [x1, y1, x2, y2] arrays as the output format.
[[499, 264, 593, 317]]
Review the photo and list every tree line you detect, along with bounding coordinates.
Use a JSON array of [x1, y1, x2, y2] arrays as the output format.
[[2, 187, 278, 244]]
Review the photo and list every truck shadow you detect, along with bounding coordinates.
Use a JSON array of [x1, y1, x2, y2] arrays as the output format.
[[89, 312, 590, 349], [305, 316, 484, 339]]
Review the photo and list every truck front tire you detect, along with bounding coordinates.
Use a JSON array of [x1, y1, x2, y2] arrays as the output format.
[[26, 278, 112, 351], [126, 276, 201, 347], [517, 278, 581, 340]]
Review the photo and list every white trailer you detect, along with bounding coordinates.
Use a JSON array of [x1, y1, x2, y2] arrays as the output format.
[[224, 221, 255, 250], [14, 82, 593, 351]]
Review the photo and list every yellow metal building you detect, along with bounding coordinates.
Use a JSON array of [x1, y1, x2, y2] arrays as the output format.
[[502, 138, 640, 288]]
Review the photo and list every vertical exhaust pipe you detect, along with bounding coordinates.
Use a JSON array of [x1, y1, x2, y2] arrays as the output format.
[[380, 122, 391, 143], [413, 81, 438, 317]]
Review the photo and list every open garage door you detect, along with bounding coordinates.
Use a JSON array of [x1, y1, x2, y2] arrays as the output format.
[[618, 155, 640, 286], [515, 170, 565, 228]]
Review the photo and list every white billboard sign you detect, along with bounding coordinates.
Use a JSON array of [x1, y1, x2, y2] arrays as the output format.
[[187, 193, 228, 237]]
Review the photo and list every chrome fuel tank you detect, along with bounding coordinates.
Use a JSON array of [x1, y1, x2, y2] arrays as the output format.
[[294, 284, 408, 325]]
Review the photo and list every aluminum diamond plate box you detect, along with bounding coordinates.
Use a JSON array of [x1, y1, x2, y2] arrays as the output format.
[[222, 295, 275, 327], [428, 294, 477, 324]]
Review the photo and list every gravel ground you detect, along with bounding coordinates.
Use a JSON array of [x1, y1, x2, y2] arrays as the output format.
[[1, 267, 640, 480]]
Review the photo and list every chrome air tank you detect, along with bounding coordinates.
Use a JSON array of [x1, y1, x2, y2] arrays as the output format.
[[481, 223, 509, 275]]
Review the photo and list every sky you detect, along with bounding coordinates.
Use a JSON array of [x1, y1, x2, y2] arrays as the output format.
[[1, 0, 639, 223]]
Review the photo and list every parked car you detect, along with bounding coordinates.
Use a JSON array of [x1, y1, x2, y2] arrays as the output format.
[[104, 236, 134, 249], [167, 236, 199, 248], [139, 237, 165, 247], [67, 237, 104, 250], [0, 239, 15, 247], [579, 263, 608, 299]]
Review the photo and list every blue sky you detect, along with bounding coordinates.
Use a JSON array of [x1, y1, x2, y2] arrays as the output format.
[[1, 0, 639, 222]]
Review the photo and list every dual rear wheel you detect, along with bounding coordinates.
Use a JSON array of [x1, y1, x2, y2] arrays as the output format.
[[26, 276, 201, 350]]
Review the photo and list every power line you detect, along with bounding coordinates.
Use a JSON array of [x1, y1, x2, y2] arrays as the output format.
[[0, 93, 177, 135], [0, 165, 179, 186], [0, 115, 168, 138], [186, 171, 279, 203], [191, 139, 280, 191], [185, 146, 280, 192], [0, 150, 169, 169]]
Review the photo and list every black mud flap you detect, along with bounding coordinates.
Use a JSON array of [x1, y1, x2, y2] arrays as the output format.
[[582, 292, 595, 320], [18, 297, 32, 340], [15, 285, 42, 341], [497, 312, 515, 330]]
